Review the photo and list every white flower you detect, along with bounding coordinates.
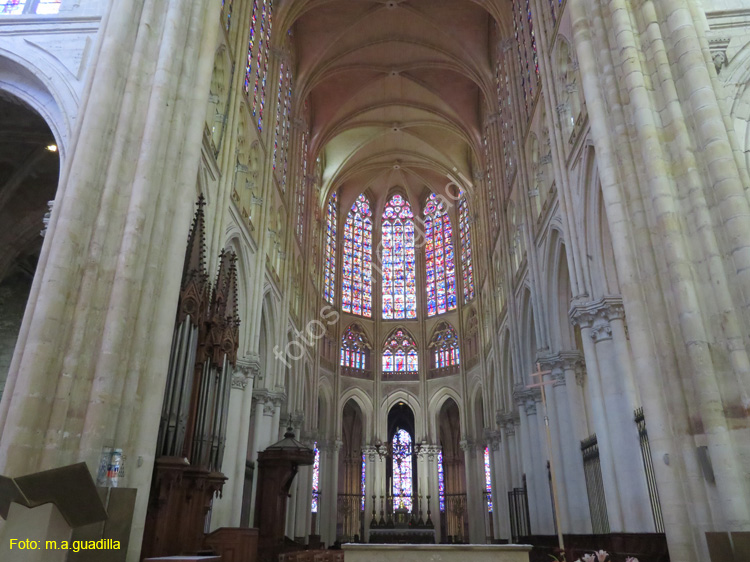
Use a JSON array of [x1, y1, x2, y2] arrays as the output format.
[[581, 555, 596, 562], [625, 559, 639, 562], [596, 551, 609, 562]]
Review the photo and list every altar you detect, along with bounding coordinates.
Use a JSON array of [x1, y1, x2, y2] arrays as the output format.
[[367, 528, 435, 544], [343, 544, 531, 562]]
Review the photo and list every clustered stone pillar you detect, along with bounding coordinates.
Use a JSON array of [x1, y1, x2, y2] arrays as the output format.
[[571, 298, 653, 532], [0, 1, 220, 560]]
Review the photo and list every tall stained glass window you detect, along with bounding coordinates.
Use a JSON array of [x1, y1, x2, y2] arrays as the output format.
[[512, 0, 540, 116], [2, 0, 60, 13], [340, 324, 370, 371], [484, 446, 493, 512], [424, 194, 457, 317], [392, 429, 413, 511], [312, 443, 320, 512], [324, 193, 337, 304], [361, 453, 367, 509], [382, 194, 417, 320], [382, 328, 418, 373], [252, 0, 273, 131], [296, 126, 310, 241], [437, 449, 446, 511], [221, 0, 233, 31], [342, 194, 373, 317], [273, 61, 293, 190], [243, 0, 259, 95], [429, 322, 460, 369], [496, 41, 517, 185], [458, 194, 475, 302]]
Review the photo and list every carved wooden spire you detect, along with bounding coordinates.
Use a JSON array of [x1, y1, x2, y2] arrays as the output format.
[[178, 196, 210, 326]]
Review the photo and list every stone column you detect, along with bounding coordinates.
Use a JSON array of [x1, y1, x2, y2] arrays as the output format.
[[550, 353, 591, 533], [319, 439, 341, 546], [361, 446, 376, 542], [248, 392, 274, 527], [487, 430, 509, 541], [0, 2, 220, 560], [574, 298, 653, 532], [460, 439, 485, 543], [210, 356, 258, 530], [425, 445, 441, 542], [515, 395, 539, 533], [570, 304, 624, 531]]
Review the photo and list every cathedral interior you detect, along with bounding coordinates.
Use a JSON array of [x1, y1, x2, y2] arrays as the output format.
[[1, 1, 750, 561]]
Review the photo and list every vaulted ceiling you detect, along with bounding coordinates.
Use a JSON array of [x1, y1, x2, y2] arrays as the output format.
[[279, 0, 504, 213]]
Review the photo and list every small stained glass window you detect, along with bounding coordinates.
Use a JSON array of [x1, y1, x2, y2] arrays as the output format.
[[340, 324, 371, 371], [484, 446, 493, 512], [323, 192, 337, 304], [312, 443, 320, 512], [392, 429, 413, 511], [382, 328, 418, 373], [437, 449, 445, 512]]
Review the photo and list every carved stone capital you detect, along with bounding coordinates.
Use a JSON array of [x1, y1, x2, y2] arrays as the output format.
[[232, 373, 250, 390], [235, 354, 261, 379], [459, 439, 476, 453], [569, 296, 626, 332], [485, 430, 502, 451]]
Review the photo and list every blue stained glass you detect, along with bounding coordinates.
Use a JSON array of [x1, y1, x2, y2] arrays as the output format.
[[392, 429, 413, 511], [340, 324, 370, 370], [382, 195, 416, 320], [312, 443, 320, 512], [459, 195, 474, 302], [342, 194, 372, 317], [484, 446, 493, 512], [424, 194, 457, 317], [361, 453, 367, 509], [382, 329, 418, 373], [243, 1, 259, 95], [1, 0, 24, 13], [324, 193, 337, 304], [437, 449, 445, 512]]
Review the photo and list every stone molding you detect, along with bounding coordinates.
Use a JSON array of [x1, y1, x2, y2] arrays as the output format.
[[485, 430, 502, 451], [537, 350, 586, 386], [569, 296, 626, 342], [459, 439, 476, 453]]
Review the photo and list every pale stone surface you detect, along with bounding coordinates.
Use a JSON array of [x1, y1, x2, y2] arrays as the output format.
[[342, 544, 531, 562]]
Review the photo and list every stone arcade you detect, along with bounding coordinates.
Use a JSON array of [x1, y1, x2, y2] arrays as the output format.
[[1, 1, 750, 562]]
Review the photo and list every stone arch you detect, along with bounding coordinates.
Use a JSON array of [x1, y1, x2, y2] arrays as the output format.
[[338, 387, 374, 439], [379, 389, 423, 440], [427, 387, 464, 442]]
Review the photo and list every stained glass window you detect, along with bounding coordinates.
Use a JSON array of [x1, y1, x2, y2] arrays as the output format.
[[273, 60, 293, 190], [484, 130, 500, 235], [252, 0, 273, 132], [382, 328, 418, 373], [361, 452, 367, 510], [312, 443, 320, 512], [296, 126, 310, 241], [424, 194, 457, 317], [1, 0, 24, 13], [324, 193, 337, 304], [221, 0, 233, 31], [429, 322, 460, 369], [340, 324, 370, 371], [437, 449, 445, 512], [382, 194, 417, 320], [243, 0, 259, 95], [496, 42, 517, 185], [458, 194, 475, 302], [512, 0, 540, 116], [484, 446, 493, 512], [342, 194, 373, 317], [392, 429, 413, 511]]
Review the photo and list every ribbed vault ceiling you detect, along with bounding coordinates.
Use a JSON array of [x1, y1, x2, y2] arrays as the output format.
[[279, 0, 502, 211]]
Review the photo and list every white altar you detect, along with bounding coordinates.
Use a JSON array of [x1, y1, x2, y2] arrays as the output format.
[[343, 543, 531, 562]]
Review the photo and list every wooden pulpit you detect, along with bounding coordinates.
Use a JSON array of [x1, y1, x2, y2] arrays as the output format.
[[255, 427, 314, 562]]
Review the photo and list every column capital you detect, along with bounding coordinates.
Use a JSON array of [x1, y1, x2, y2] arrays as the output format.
[[459, 438, 476, 453], [484, 430, 502, 451], [570, 296, 625, 326]]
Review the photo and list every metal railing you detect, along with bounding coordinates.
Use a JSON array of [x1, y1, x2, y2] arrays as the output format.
[[581, 433, 610, 534], [508, 486, 530, 542], [635, 407, 665, 533]]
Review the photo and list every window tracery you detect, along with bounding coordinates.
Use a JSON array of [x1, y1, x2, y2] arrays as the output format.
[[296, 126, 309, 242], [382, 328, 418, 375], [324, 192, 337, 304], [429, 322, 460, 374], [512, 0, 540, 117], [340, 324, 371, 373], [424, 194, 457, 317], [273, 59, 293, 191], [458, 194, 474, 302], [342, 194, 373, 317], [382, 194, 417, 320], [251, 0, 273, 132], [392, 429, 413, 511]]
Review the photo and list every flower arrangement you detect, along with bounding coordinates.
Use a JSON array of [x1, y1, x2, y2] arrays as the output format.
[[548, 551, 639, 562]]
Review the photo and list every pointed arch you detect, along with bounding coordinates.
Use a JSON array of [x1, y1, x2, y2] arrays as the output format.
[[342, 193, 373, 317], [381, 193, 417, 320], [340, 323, 372, 377], [428, 321, 460, 377], [424, 193, 457, 317], [323, 191, 337, 303], [382, 327, 418, 380], [458, 193, 474, 302]]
